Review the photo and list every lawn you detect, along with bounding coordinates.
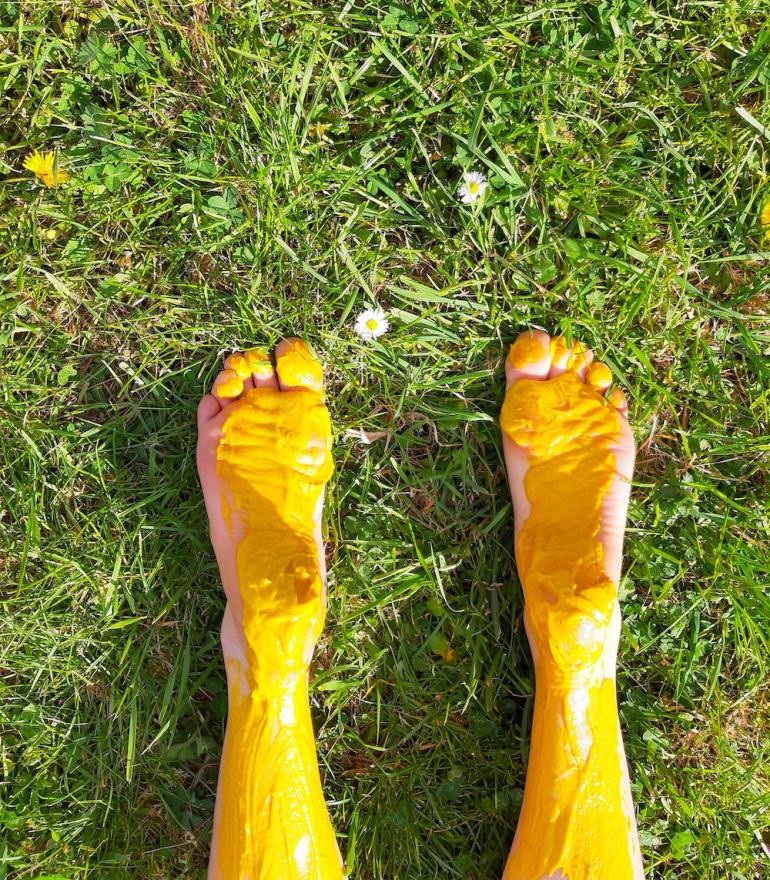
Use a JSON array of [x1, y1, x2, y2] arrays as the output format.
[[1, 1, 769, 878]]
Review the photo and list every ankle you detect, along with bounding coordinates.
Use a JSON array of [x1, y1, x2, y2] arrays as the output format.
[[226, 665, 311, 724]]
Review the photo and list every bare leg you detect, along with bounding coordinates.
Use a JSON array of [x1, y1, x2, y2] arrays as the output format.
[[196, 340, 344, 880], [500, 331, 644, 880]]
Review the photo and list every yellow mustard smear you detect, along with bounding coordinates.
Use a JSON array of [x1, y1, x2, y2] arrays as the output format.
[[500, 346, 641, 880], [212, 341, 344, 880]]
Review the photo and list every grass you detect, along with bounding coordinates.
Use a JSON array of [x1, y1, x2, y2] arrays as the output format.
[[1, 0, 769, 877]]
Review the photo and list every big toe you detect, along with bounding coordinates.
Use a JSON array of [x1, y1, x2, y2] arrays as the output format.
[[505, 329, 552, 386], [275, 338, 324, 393]]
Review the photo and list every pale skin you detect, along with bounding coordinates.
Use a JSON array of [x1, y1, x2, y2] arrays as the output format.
[[196, 331, 643, 880]]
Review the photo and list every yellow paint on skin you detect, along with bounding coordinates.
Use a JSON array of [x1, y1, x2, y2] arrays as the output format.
[[212, 341, 344, 880], [586, 360, 613, 390], [566, 341, 589, 370], [550, 335, 571, 364], [216, 368, 242, 399], [500, 363, 641, 880], [275, 340, 324, 393], [233, 347, 275, 380], [508, 334, 547, 369], [609, 388, 627, 410], [217, 348, 275, 397]]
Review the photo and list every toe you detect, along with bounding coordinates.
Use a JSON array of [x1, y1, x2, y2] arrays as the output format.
[[212, 368, 242, 402], [566, 342, 594, 379], [275, 338, 324, 393], [608, 387, 629, 416], [586, 360, 614, 392], [248, 348, 278, 390], [227, 348, 278, 390], [548, 335, 576, 377], [240, 374, 255, 395], [197, 394, 220, 430], [215, 349, 269, 401], [505, 329, 552, 387]]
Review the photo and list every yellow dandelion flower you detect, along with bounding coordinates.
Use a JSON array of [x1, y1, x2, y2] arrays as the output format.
[[762, 199, 770, 241], [23, 149, 69, 187]]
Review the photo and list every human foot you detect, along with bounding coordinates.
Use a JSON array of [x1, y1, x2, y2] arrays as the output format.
[[196, 339, 344, 880], [499, 331, 643, 880]]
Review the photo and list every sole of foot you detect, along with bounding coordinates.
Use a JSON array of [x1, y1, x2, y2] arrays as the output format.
[[195, 337, 332, 664], [500, 329, 636, 671], [502, 329, 635, 579]]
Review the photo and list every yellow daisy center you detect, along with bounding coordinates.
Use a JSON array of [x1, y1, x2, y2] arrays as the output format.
[[469, 181, 479, 194], [366, 319, 379, 331]]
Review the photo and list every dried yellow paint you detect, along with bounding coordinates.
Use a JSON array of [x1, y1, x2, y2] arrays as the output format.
[[500, 349, 641, 880], [212, 341, 343, 880]]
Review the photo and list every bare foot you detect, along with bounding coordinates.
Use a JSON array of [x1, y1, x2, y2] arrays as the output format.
[[196, 339, 344, 880], [499, 331, 643, 880]]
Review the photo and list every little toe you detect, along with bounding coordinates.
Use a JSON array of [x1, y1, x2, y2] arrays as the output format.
[[505, 329, 552, 386], [275, 338, 324, 393], [608, 387, 629, 416], [197, 394, 221, 430]]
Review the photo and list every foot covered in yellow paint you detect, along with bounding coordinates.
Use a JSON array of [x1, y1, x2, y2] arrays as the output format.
[[500, 330, 635, 673], [197, 338, 332, 676], [500, 331, 643, 880], [197, 339, 344, 880]]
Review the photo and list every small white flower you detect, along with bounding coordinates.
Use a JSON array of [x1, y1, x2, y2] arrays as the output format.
[[458, 170, 488, 204], [354, 307, 390, 340]]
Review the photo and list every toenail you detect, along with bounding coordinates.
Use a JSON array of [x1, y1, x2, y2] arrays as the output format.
[[243, 347, 274, 379], [228, 353, 250, 377], [567, 342, 590, 369], [550, 336, 570, 359]]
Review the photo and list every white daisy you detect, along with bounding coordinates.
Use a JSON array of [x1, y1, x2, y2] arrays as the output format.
[[458, 170, 488, 204], [354, 307, 390, 340]]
